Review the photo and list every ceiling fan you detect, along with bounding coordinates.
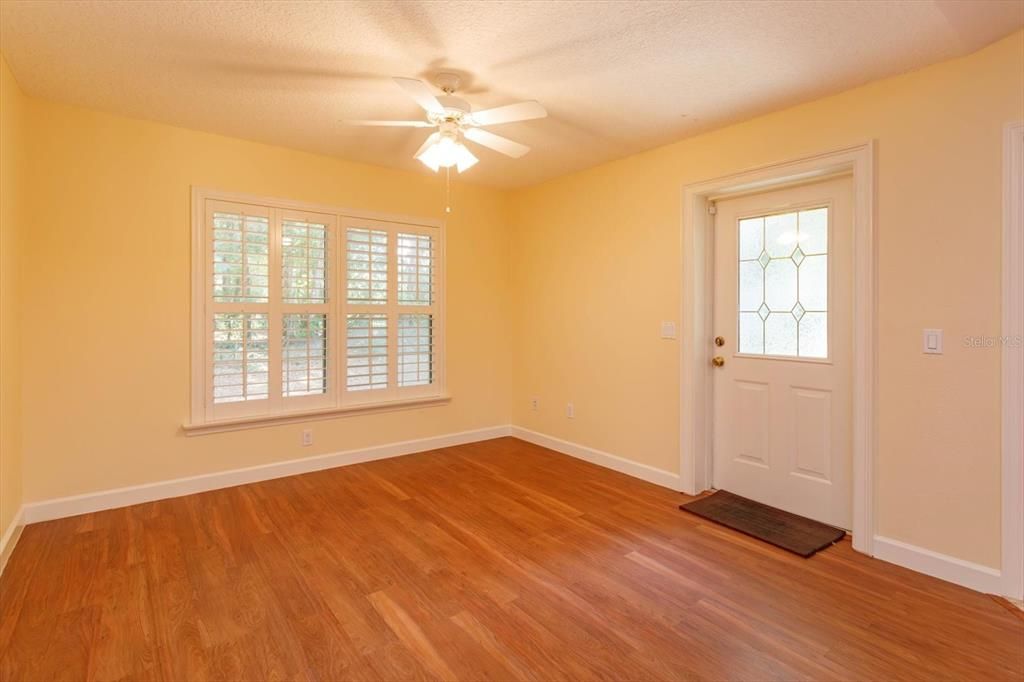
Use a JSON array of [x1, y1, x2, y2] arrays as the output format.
[[348, 73, 547, 173]]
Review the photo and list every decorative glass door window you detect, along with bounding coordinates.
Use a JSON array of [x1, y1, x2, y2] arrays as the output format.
[[737, 207, 828, 358]]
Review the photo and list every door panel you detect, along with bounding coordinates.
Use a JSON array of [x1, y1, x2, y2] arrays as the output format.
[[792, 386, 832, 482], [734, 380, 770, 466], [712, 176, 852, 529]]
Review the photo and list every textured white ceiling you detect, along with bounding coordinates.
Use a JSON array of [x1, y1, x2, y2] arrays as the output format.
[[1, 1, 1021, 188]]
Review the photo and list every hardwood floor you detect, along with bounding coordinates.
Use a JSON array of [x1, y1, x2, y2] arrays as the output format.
[[1, 436, 1021, 681]]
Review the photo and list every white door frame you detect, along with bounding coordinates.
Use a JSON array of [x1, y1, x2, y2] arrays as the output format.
[[1002, 121, 1024, 601], [680, 142, 876, 555]]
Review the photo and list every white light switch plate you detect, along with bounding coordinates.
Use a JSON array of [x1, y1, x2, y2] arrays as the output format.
[[923, 328, 943, 354], [660, 321, 677, 339]]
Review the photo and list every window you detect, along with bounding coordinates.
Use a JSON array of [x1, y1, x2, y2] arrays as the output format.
[[191, 192, 444, 427], [737, 206, 828, 359]]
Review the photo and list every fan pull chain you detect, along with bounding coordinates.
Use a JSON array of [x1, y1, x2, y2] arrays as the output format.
[[445, 166, 452, 214]]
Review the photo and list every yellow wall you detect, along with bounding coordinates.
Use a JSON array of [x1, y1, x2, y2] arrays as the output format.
[[1, 31, 1021, 572], [0, 56, 26, 536], [509, 31, 1024, 569], [18, 94, 512, 503]]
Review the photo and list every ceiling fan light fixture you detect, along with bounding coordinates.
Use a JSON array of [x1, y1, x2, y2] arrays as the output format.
[[434, 134, 458, 167], [416, 131, 477, 174], [454, 144, 478, 173], [417, 145, 442, 172]]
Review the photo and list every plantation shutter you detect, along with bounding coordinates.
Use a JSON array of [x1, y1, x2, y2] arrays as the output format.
[[395, 229, 437, 395], [279, 209, 336, 410], [342, 220, 440, 403], [193, 191, 441, 427], [206, 200, 273, 420]]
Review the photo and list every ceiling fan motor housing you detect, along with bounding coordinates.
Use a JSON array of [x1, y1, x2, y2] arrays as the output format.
[[434, 72, 461, 93]]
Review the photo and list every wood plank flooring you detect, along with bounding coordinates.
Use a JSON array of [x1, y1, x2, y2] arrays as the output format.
[[1, 436, 1021, 681]]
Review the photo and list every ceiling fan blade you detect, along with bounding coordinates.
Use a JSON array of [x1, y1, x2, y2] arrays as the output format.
[[345, 119, 434, 127], [469, 101, 547, 126], [464, 128, 531, 158], [393, 77, 445, 115], [414, 132, 441, 159]]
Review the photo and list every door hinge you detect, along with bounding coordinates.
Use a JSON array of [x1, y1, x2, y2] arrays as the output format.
[[707, 202, 717, 215]]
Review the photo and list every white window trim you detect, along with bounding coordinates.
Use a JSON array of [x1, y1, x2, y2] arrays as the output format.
[[187, 187, 447, 435]]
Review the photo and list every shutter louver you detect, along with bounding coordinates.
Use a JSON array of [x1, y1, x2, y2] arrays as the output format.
[[283, 313, 328, 397], [397, 232, 434, 306], [212, 212, 269, 303], [398, 314, 433, 387], [346, 314, 388, 391], [282, 219, 327, 304], [212, 313, 269, 403], [346, 228, 388, 305]]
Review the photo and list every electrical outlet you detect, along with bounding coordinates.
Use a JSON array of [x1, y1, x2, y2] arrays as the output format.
[[530, 397, 539, 410], [566, 402, 575, 419], [302, 429, 313, 446]]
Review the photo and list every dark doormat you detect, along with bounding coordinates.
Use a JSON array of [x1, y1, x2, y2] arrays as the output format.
[[679, 490, 846, 557]]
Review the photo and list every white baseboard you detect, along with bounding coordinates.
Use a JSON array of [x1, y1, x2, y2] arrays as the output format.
[[12, 424, 1013, 599], [0, 506, 25, 577], [22, 425, 512, 524], [873, 535, 1003, 595], [510, 426, 681, 490]]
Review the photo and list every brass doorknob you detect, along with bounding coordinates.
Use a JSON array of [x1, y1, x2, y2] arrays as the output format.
[[711, 356, 725, 367]]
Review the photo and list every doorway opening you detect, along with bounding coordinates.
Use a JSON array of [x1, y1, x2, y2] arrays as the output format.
[[679, 143, 876, 554]]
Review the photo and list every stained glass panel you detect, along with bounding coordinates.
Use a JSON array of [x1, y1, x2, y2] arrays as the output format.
[[736, 206, 828, 358]]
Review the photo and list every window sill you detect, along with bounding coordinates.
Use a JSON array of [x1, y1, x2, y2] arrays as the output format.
[[183, 394, 452, 436]]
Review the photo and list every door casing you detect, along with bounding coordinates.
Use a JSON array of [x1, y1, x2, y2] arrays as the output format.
[[680, 143, 876, 556], [1001, 121, 1024, 600]]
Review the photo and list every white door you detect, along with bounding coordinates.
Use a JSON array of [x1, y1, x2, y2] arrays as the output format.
[[711, 176, 853, 529]]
